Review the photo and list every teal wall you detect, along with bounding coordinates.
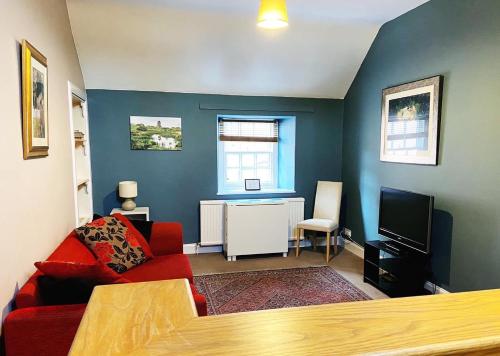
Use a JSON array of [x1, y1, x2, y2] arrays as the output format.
[[88, 90, 344, 244], [342, 0, 500, 292]]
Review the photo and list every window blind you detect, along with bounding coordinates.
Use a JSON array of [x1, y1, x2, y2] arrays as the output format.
[[218, 119, 278, 142]]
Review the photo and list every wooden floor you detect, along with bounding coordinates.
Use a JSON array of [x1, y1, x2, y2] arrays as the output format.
[[188, 245, 387, 300]]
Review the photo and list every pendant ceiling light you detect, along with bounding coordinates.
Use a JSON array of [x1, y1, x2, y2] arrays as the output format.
[[257, 0, 289, 29]]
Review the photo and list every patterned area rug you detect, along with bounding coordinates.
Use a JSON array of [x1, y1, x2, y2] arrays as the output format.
[[194, 267, 371, 315]]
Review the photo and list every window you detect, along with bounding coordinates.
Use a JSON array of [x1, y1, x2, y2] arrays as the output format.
[[217, 116, 296, 195], [218, 119, 278, 193]]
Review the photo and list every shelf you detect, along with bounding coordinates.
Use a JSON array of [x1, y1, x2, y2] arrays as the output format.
[[77, 178, 90, 188], [379, 257, 405, 271], [364, 259, 378, 269], [74, 131, 85, 139], [78, 216, 91, 226], [364, 275, 429, 298], [74, 130, 86, 146], [366, 240, 406, 257]]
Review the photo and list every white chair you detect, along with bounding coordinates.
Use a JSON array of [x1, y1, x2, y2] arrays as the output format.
[[295, 181, 343, 263]]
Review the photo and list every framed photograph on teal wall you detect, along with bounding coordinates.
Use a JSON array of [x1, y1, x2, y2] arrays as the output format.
[[380, 76, 443, 165], [130, 116, 182, 151]]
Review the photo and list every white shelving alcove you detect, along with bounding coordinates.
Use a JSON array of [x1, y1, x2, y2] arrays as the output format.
[[68, 83, 93, 227]]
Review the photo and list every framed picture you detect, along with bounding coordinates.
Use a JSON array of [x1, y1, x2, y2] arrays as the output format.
[[22, 40, 48, 159], [130, 116, 182, 151], [380, 76, 443, 165], [245, 179, 261, 191]]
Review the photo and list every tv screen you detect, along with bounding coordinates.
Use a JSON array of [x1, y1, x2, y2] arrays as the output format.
[[378, 187, 433, 254]]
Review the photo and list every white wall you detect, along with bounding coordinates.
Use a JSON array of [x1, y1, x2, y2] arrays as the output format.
[[67, 0, 382, 99], [0, 0, 85, 322]]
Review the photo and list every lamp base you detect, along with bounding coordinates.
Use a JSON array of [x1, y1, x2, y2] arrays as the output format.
[[121, 198, 136, 211]]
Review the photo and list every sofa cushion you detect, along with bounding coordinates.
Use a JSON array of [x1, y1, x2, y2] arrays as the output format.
[[113, 213, 153, 257], [122, 254, 194, 284], [47, 231, 97, 263], [36, 276, 100, 306], [75, 216, 149, 273], [16, 232, 97, 309], [94, 213, 154, 243], [129, 219, 154, 243], [35, 261, 129, 284], [34, 261, 129, 306]]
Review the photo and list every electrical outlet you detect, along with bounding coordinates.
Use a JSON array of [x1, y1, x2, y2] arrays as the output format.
[[344, 228, 352, 238]]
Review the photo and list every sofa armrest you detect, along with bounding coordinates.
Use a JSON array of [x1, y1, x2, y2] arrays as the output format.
[[189, 283, 208, 316], [149, 222, 184, 256], [4, 304, 86, 356]]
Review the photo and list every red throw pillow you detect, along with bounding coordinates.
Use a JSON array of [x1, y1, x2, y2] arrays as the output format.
[[35, 261, 130, 284], [75, 216, 150, 273], [112, 213, 153, 258]]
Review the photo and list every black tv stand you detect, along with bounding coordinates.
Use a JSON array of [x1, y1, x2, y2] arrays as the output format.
[[379, 241, 401, 254], [364, 240, 430, 297]]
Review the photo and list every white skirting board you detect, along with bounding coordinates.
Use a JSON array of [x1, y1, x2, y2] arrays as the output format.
[[183, 243, 223, 254], [341, 238, 364, 258], [185, 238, 314, 255], [424, 281, 450, 295]]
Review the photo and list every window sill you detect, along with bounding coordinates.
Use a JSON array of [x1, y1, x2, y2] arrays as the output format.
[[217, 189, 296, 196]]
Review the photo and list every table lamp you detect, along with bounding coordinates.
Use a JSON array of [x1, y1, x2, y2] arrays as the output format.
[[118, 181, 137, 211]]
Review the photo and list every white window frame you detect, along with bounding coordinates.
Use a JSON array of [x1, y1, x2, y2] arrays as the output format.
[[217, 115, 286, 195], [220, 144, 279, 192]]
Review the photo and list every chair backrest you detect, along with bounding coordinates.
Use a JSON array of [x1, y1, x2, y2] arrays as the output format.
[[313, 181, 343, 224]]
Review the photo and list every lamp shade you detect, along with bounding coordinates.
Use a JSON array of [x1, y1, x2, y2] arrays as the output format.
[[118, 181, 137, 198], [257, 0, 288, 29]]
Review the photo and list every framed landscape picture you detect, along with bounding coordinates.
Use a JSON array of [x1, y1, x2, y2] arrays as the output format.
[[22, 40, 48, 159], [380, 76, 443, 165], [130, 116, 182, 151]]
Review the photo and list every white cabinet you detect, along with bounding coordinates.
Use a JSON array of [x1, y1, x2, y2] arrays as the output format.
[[110, 207, 150, 221], [224, 199, 289, 261]]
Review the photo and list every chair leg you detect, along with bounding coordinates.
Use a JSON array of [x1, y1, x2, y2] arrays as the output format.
[[334, 229, 338, 255], [312, 236, 317, 251], [326, 232, 331, 263], [295, 228, 301, 257]]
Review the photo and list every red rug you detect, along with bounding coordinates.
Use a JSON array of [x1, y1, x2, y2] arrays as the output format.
[[194, 267, 371, 315]]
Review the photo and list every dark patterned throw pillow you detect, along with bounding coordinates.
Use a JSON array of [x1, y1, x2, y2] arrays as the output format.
[[75, 216, 149, 273]]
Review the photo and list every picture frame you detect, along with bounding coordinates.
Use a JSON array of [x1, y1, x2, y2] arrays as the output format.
[[22, 40, 49, 159], [130, 116, 182, 151], [380, 76, 443, 165], [245, 179, 261, 191]]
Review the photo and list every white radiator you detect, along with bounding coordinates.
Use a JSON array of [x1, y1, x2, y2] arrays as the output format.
[[199, 200, 226, 246], [200, 197, 304, 246], [288, 198, 305, 241]]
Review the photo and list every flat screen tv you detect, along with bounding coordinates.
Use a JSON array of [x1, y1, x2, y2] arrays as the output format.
[[378, 187, 434, 254]]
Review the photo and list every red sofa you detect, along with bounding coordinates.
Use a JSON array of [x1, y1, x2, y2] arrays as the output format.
[[3, 221, 207, 356]]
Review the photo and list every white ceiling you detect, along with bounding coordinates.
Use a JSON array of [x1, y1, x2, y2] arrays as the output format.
[[67, 0, 428, 99]]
